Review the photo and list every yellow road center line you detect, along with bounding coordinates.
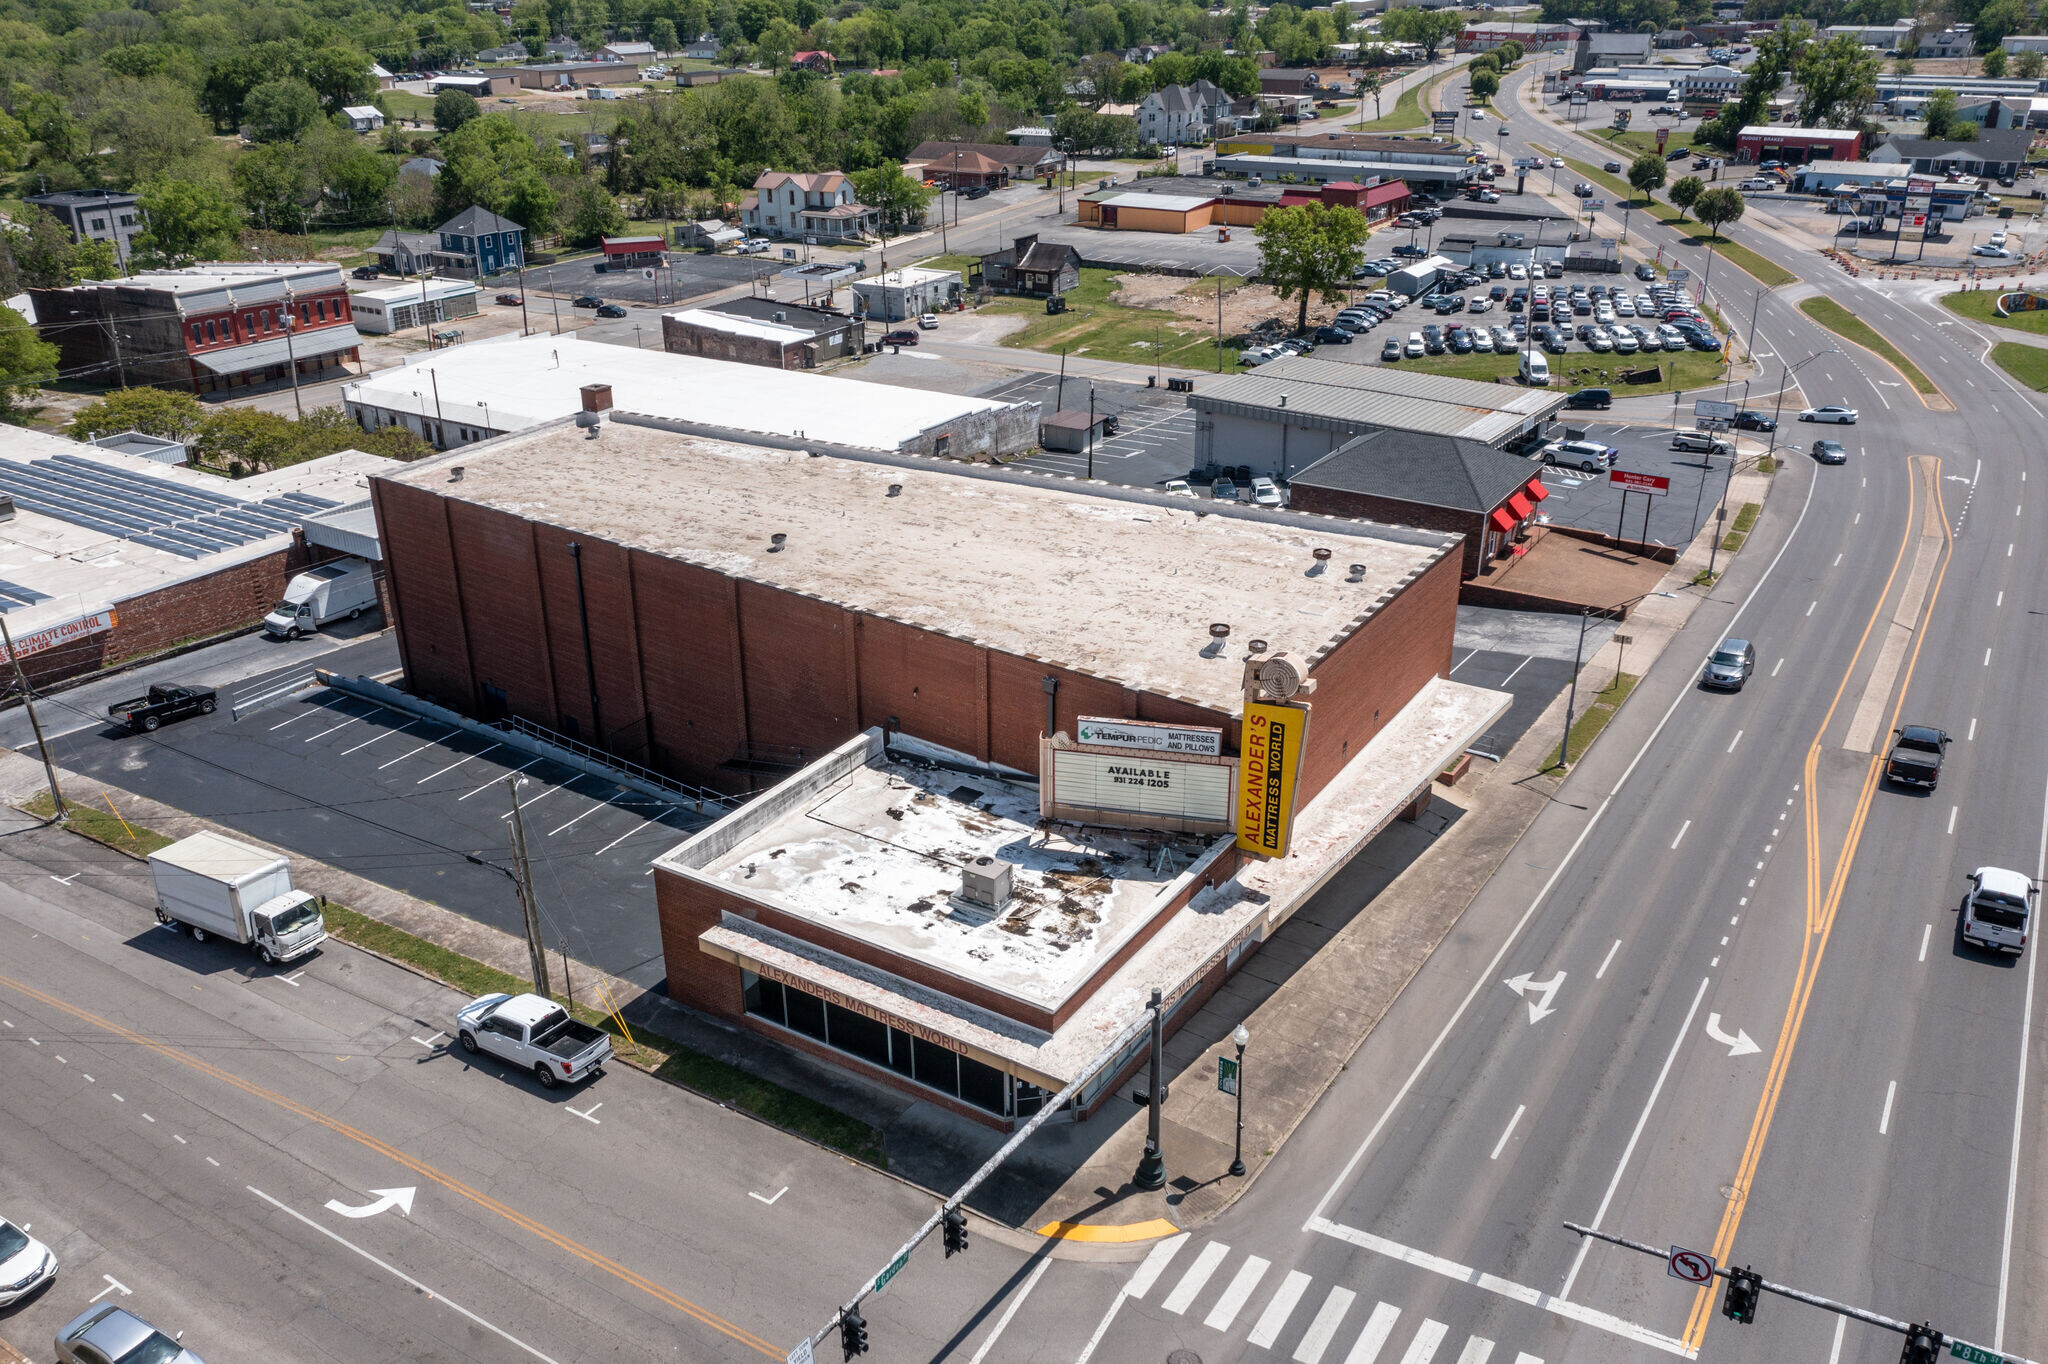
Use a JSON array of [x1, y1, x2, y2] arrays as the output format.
[[0, 972, 784, 1359]]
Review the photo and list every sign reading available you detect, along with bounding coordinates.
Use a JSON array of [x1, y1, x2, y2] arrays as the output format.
[[1074, 716, 1224, 758], [1609, 470, 1670, 496]]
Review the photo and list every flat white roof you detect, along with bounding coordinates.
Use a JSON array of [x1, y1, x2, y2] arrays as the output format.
[[863, 266, 961, 288], [665, 307, 817, 344], [349, 278, 478, 304], [343, 333, 1020, 450], [382, 418, 1453, 713], [1096, 192, 1219, 212]]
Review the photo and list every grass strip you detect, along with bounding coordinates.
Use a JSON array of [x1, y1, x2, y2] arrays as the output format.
[[1541, 150, 1797, 288], [1544, 672, 1640, 771], [1990, 341, 2048, 391], [1349, 65, 1448, 132], [22, 795, 889, 1168], [1720, 500, 1761, 551], [1940, 288, 2048, 336], [1798, 297, 1939, 396], [985, 266, 1232, 369]]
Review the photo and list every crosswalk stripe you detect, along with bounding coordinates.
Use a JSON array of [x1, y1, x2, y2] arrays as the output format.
[[1125, 1233, 1190, 1301], [1161, 1242, 1231, 1315], [1204, 1255, 1272, 1331], [1512, 1356, 1542, 1364], [1454, 1337, 1495, 1364], [1400, 1319, 1449, 1364], [1344, 1302, 1402, 1364], [1293, 1285, 1356, 1363], [1248, 1269, 1313, 1347]]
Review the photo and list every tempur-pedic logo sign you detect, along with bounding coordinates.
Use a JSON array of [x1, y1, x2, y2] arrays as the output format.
[[1075, 716, 1223, 758]]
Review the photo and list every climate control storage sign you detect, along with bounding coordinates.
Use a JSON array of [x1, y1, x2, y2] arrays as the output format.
[[1238, 700, 1309, 859]]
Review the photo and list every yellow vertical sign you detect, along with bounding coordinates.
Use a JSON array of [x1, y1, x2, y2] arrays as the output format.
[[1237, 700, 1309, 859]]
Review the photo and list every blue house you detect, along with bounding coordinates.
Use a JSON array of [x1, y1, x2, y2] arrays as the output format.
[[437, 206, 526, 278]]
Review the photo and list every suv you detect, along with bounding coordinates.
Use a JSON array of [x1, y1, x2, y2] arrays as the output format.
[[1671, 428, 1733, 455], [1543, 439, 1617, 471], [1702, 637, 1756, 690], [1564, 387, 1612, 410]]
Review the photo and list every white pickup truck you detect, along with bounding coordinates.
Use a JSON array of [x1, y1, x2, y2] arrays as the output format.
[[1961, 867, 2037, 956], [455, 992, 612, 1088]]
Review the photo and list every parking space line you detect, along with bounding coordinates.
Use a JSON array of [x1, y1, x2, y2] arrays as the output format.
[[502, 776, 584, 816], [461, 756, 544, 800], [593, 823, 649, 857], [1500, 655, 1534, 685], [416, 743, 501, 784], [305, 707, 380, 743], [270, 696, 350, 731], [548, 797, 615, 836], [342, 716, 422, 755], [378, 731, 452, 769]]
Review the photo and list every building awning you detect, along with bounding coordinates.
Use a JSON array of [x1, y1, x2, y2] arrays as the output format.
[[300, 501, 380, 561], [1526, 479, 1549, 503], [1505, 490, 1534, 520], [191, 325, 363, 375], [1490, 506, 1519, 533]]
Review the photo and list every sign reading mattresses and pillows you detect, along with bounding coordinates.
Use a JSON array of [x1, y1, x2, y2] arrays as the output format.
[[1074, 716, 1224, 758], [1237, 700, 1309, 859]]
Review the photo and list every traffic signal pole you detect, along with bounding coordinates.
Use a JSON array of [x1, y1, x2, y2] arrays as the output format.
[[1563, 1222, 2039, 1363]]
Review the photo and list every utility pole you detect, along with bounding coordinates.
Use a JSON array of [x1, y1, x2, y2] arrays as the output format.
[[507, 776, 550, 997], [280, 290, 305, 419], [0, 615, 63, 822]]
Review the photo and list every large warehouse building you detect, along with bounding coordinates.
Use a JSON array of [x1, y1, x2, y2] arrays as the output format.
[[371, 411, 1508, 1124]]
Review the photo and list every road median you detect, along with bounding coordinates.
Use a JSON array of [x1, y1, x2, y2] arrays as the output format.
[[1797, 296, 1945, 403]]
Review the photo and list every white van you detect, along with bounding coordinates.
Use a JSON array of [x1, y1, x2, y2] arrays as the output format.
[[265, 559, 378, 639], [1518, 350, 1550, 386]]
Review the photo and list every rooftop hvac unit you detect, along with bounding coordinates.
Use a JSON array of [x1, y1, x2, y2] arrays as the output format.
[[960, 856, 1012, 913]]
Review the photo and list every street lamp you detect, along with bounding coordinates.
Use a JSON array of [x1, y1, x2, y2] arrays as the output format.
[[1228, 1022, 1249, 1178], [1560, 591, 1674, 768], [1765, 347, 1839, 464]]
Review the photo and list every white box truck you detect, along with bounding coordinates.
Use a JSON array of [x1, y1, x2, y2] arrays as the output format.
[[147, 832, 328, 965], [264, 559, 377, 640]]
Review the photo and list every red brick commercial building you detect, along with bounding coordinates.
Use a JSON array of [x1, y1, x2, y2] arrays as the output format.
[[370, 410, 1509, 1125], [1735, 125, 1863, 164], [31, 262, 361, 397]]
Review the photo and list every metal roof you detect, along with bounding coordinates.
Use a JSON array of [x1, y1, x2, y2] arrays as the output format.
[[301, 500, 381, 560], [191, 325, 363, 375], [1190, 355, 1566, 445]]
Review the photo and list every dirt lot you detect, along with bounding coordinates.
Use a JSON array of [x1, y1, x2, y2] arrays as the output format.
[[1111, 274, 1346, 338]]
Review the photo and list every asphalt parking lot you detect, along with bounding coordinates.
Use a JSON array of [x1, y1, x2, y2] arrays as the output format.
[[1536, 419, 1728, 548], [44, 637, 704, 987], [979, 372, 1199, 486], [1451, 604, 1619, 758], [508, 250, 775, 307]]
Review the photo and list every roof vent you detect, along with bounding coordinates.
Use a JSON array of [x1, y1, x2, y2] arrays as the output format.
[[448, 466, 465, 482], [1347, 563, 1368, 583], [1247, 638, 1269, 655], [768, 532, 788, 552], [1203, 621, 1231, 658], [960, 856, 1012, 913], [774, 311, 787, 323], [1309, 546, 1331, 576], [575, 409, 603, 439], [1278, 393, 1289, 408], [887, 483, 903, 497]]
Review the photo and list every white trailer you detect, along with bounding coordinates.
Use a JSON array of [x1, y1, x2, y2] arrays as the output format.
[[147, 832, 328, 965]]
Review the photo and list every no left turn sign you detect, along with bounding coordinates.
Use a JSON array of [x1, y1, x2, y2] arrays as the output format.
[[1667, 1245, 1717, 1285]]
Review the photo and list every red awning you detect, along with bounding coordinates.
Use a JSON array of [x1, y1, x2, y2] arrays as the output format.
[[1489, 507, 1518, 533], [1506, 491, 1534, 521], [1525, 478, 1549, 503]]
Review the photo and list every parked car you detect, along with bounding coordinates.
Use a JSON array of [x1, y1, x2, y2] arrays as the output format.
[[918, 312, 940, 328], [1811, 438, 1848, 464], [595, 303, 628, 318], [1313, 325, 1353, 344], [1250, 476, 1283, 507], [1162, 479, 1196, 497], [1734, 410, 1775, 432], [457, 991, 612, 1089], [350, 265, 381, 280], [1544, 439, 1618, 472], [1701, 637, 1756, 690], [1212, 476, 1239, 500], [1392, 243, 1429, 258], [1381, 337, 1403, 360], [494, 292, 524, 305], [1800, 405, 1858, 424], [109, 684, 216, 733], [1671, 428, 1733, 455], [883, 328, 920, 345], [0, 1215, 56, 1306], [1973, 243, 2012, 258], [1564, 387, 1612, 410], [1405, 332, 1425, 358], [572, 295, 604, 308], [55, 1305, 203, 1364], [1740, 177, 1775, 192]]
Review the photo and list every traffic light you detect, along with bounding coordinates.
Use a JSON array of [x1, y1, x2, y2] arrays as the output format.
[[943, 1207, 969, 1257], [1721, 1267, 1761, 1324], [1901, 1324, 1944, 1364], [839, 1307, 868, 1360]]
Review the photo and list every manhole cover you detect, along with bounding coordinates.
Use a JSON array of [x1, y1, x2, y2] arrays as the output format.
[[1166, 1352, 1204, 1364]]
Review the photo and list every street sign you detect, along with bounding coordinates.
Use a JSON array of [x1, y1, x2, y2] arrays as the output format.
[[1694, 398, 1738, 422], [1656, 126, 1670, 151], [873, 1250, 910, 1296], [1592, 199, 1606, 211], [1949, 1343, 2004, 1364], [641, 267, 656, 280], [1669, 267, 1691, 283], [1599, 237, 1618, 248], [1218, 1055, 1240, 1095], [1666, 1245, 1716, 1284], [1610, 470, 1671, 495], [786, 1340, 814, 1364]]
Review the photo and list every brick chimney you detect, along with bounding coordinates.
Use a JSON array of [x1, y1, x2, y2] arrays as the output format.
[[580, 383, 613, 413]]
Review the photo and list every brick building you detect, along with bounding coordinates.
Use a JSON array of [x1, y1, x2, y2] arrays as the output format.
[[661, 299, 858, 369], [31, 263, 361, 396], [368, 414, 1509, 1124]]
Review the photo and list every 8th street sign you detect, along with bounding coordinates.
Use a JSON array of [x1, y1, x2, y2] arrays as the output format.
[[1950, 1343, 2004, 1364]]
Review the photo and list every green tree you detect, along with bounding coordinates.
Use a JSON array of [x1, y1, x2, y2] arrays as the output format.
[[1377, 6, 1464, 61], [435, 88, 481, 132], [851, 162, 936, 233], [135, 175, 242, 266], [1975, 0, 2029, 52], [1469, 68, 1500, 100], [1627, 151, 1667, 203], [1496, 38, 1525, 66], [651, 16, 680, 51], [1923, 86, 1965, 139], [234, 142, 316, 233], [244, 78, 323, 142], [2015, 50, 2044, 80], [1703, 19, 1808, 147], [0, 308, 56, 424], [195, 407, 302, 475], [66, 388, 207, 442], [1693, 185, 1746, 239], [70, 237, 120, 281], [302, 43, 376, 113], [1982, 46, 2009, 77], [3, 209, 84, 289], [1794, 33, 1880, 127], [1669, 174, 1705, 222], [1355, 69, 1383, 122], [1255, 201, 1371, 333], [562, 180, 627, 245]]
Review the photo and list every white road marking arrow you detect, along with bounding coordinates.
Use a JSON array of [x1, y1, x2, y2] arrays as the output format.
[[1502, 971, 1567, 1024], [324, 1187, 416, 1219], [1704, 1013, 1761, 1057]]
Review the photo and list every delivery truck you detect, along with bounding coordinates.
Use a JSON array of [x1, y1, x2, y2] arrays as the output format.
[[264, 559, 378, 639], [146, 831, 328, 965]]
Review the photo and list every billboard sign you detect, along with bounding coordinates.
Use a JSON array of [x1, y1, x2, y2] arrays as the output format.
[[1694, 399, 1738, 422], [1610, 470, 1671, 495], [1049, 749, 1232, 824], [1237, 700, 1309, 859], [8, 608, 115, 659], [1075, 716, 1224, 758]]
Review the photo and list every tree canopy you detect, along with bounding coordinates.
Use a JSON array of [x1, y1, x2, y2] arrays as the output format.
[[1255, 201, 1371, 334]]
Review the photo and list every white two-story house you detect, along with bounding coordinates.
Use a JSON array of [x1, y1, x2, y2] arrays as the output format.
[[740, 171, 881, 241], [1136, 80, 1235, 147]]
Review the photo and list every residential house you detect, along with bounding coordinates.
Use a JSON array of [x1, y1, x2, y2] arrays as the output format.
[[368, 228, 466, 275], [342, 105, 385, 132], [791, 50, 835, 71], [604, 39, 657, 62], [909, 139, 1064, 181], [2000, 34, 2048, 53], [675, 219, 743, 250], [1872, 128, 2032, 180], [437, 206, 527, 276], [741, 171, 879, 241], [371, 63, 397, 89], [22, 190, 143, 266], [1137, 79, 1234, 145], [1918, 23, 1975, 58], [977, 234, 1081, 297], [1123, 43, 1174, 62], [476, 43, 530, 61], [683, 35, 720, 59], [399, 156, 442, 178]]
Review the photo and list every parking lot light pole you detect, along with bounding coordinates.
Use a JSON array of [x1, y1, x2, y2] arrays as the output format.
[[1766, 347, 1839, 464], [1560, 591, 1674, 769]]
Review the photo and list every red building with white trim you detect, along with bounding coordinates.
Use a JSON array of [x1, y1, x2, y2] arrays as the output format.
[[1735, 125, 1863, 164]]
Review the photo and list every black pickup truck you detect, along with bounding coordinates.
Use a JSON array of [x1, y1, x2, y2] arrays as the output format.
[[108, 684, 217, 732], [1885, 724, 1950, 790]]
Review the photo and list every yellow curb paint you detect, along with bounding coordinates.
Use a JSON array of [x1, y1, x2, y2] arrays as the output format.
[[1037, 1218, 1182, 1243]]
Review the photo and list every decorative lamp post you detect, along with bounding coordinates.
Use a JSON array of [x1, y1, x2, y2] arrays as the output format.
[[1228, 1022, 1249, 1178]]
